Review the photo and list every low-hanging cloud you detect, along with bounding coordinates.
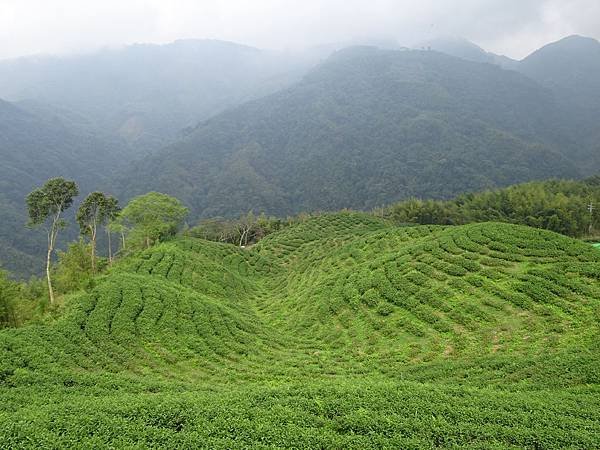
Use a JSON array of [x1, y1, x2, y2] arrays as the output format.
[[0, 0, 599, 60]]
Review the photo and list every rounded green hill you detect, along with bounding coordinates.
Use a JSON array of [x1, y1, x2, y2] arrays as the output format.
[[1, 213, 599, 448]]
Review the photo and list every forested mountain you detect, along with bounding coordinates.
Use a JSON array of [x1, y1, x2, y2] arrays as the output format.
[[415, 36, 518, 69], [0, 99, 121, 276], [421, 35, 600, 170], [0, 40, 321, 154], [517, 35, 600, 168], [119, 46, 580, 219], [519, 35, 600, 111], [0, 41, 322, 276]]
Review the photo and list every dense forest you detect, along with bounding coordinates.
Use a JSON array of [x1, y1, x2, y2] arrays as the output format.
[[383, 176, 600, 237], [118, 45, 583, 217]]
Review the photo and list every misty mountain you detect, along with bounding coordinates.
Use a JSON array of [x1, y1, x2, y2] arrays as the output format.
[[414, 35, 600, 171], [118, 46, 580, 219], [415, 37, 518, 69], [0, 40, 321, 154], [519, 35, 600, 108], [3, 36, 600, 277], [0, 98, 122, 276], [517, 35, 600, 168]]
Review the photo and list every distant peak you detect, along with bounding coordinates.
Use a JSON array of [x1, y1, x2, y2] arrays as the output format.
[[169, 39, 259, 51], [525, 34, 600, 59], [559, 34, 599, 43], [413, 36, 495, 64]]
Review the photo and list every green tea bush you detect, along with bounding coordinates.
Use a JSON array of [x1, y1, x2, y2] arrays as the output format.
[[1, 214, 599, 448]]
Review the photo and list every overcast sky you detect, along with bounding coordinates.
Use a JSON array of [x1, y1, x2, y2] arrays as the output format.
[[1, 0, 599, 60]]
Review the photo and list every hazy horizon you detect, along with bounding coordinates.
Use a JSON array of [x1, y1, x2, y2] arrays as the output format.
[[1, 0, 599, 61]]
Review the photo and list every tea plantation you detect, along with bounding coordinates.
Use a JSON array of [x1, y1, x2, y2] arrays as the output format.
[[1, 213, 600, 448]]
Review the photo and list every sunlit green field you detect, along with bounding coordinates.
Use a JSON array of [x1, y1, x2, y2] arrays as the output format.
[[2, 213, 599, 448]]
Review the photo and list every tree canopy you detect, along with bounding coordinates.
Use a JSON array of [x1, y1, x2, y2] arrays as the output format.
[[26, 177, 79, 304], [26, 178, 79, 227], [120, 192, 188, 248], [77, 192, 119, 271]]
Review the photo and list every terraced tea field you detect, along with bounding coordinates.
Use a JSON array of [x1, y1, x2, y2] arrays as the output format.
[[1, 213, 600, 448]]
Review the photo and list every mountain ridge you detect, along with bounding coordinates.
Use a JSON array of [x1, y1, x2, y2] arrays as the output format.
[[118, 46, 581, 219]]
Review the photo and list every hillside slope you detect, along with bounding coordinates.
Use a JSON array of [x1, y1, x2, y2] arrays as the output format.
[[0, 40, 319, 153], [517, 35, 600, 169], [0, 99, 124, 276], [119, 47, 580, 219], [1, 214, 599, 447]]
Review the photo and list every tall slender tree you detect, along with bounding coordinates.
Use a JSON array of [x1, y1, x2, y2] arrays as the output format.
[[77, 192, 119, 272], [103, 196, 120, 264], [108, 218, 127, 256], [26, 177, 79, 304]]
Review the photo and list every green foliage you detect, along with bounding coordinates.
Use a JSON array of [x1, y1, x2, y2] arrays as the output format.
[[25, 177, 79, 303], [77, 192, 119, 271], [54, 240, 95, 293], [0, 270, 19, 328], [76, 192, 119, 238], [0, 271, 49, 328], [119, 192, 188, 249], [384, 178, 600, 237], [1, 213, 599, 446], [26, 178, 79, 227], [186, 212, 293, 246]]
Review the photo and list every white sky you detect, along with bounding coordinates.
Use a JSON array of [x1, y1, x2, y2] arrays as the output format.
[[0, 0, 599, 60]]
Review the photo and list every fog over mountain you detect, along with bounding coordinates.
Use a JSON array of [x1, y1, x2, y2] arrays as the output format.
[[2, 0, 600, 60], [0, 40, 322, 154]]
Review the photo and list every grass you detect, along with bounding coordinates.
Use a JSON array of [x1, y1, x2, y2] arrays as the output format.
[[1, 212, 600, 448]]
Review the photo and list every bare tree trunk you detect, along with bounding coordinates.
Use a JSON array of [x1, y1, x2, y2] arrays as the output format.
[[91, 235, 96, 272], [107, 230, 112, 264], [239, 227, 249, 247], [45, 210, 62, 305], [46, 245, 55, 305], [89, 219, 97, 273]]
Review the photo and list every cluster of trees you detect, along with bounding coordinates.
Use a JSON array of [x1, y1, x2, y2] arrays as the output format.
[[186, 212, 293, 247], [382, 178, 600, 238], [21, 177, 189, 307]]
